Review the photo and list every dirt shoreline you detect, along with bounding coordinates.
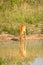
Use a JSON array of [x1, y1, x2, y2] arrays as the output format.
[[0, 32, 43, 43]]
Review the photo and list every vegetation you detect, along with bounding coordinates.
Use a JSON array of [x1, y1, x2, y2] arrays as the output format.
[[0, 0, 43, 35]]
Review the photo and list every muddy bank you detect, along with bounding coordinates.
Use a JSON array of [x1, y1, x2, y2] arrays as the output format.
[[0, 32, 43, 43]]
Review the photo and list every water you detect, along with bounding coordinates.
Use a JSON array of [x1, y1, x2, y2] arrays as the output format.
[[0, 40, 43, 65], [12, 57, 43, 65], [29, 58, 43, 65]]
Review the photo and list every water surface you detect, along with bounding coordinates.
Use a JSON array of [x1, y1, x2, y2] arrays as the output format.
[[29, 57, 43, 65]]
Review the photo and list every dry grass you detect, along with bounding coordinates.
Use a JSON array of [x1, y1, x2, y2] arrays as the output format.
[[0, 2, 43, 35]]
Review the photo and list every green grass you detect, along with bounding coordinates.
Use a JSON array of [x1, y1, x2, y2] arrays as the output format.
[[0, 0, 43, 35]]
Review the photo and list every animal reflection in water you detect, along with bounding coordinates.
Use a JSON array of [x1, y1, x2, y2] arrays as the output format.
[[19, 24, 27, 58]]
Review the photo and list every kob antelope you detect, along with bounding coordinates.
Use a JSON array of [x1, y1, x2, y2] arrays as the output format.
[[19, 24, 27, 58]]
